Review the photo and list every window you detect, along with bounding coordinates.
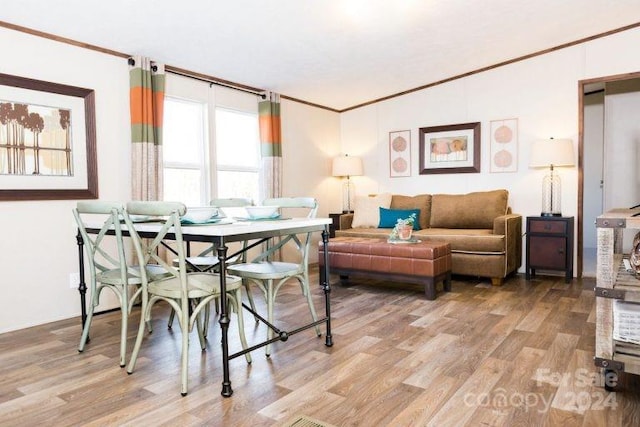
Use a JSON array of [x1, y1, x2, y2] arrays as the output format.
[[162, 75, 260, 206], [162, 97, 208, 205], [214, 108, 260, 203]]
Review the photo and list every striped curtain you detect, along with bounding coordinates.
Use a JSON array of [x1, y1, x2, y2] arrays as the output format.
[[258, 92, 282, 202], [129, 56, 165, 201]]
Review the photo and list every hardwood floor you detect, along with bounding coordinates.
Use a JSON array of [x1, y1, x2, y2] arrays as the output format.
[[1, 271, 640, 426]]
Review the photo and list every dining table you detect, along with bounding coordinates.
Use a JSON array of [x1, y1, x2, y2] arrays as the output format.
[[75, 215, 333, 397]]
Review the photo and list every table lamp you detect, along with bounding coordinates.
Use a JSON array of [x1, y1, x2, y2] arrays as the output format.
[[332, 154, 363, 213], [529, 138, 574, 216]]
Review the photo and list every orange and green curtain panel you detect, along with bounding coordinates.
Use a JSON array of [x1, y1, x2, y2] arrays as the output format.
[[129, 56, 165, 201], [258, 92, 282, 201]]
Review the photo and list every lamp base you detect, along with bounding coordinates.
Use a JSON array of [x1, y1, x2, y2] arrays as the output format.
[[342, 179, 355, 213], [541, 169, 562, 220]]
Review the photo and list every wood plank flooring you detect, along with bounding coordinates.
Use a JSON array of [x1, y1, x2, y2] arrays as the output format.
[[1, 271, 640, 426]]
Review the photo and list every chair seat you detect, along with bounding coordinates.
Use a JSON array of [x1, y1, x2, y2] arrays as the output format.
[[146, 264, 172, 279], [181, 254, 241, 266], [97, 269, 143, 286], [228, 261, 302, 280], [172, 254, 242, 270], [148, 273, 242, 299], [100, 265, 170, 285]]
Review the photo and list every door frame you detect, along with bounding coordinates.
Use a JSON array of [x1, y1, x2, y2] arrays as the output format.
[[577, 71, 640, 277]]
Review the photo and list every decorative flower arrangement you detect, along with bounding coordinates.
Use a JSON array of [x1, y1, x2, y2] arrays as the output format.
[[389, 212, 417, 241]]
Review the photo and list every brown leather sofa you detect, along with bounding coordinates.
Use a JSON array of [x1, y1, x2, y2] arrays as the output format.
[[335, 189, 522, 285]]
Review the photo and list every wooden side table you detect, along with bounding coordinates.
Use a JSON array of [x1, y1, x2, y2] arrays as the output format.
[[526, 216, 574, 283], [328, 213, 343, 238]]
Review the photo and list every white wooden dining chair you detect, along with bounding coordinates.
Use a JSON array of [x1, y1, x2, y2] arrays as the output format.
[[123, 201, 251, 396], [227, 197, 321, 356], [73, 201, 144, 367]]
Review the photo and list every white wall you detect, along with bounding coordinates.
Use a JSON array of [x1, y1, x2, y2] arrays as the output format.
[[340, 27, 640, 274], [0, 27, 131, 333], [0, 27, 340, 333], [281, 99, 341, 261]]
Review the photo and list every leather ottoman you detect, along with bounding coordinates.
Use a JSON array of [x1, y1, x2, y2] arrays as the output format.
[[318, 237, 452, 300]]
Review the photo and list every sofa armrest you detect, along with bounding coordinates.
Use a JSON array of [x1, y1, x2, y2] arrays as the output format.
[[339, 213, 354, 230], [493, 213, 523, 273]]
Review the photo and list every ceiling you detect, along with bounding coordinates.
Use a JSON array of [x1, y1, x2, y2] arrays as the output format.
[[1, 0, 639, 111]]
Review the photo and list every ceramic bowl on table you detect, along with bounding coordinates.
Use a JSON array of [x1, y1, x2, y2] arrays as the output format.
[[244, 205, 279, 219], [182, 206, 219, 222]]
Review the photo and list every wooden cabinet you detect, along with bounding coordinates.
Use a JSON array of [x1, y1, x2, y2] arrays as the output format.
[[595, 208, 640, 386], [525, 216, 574, 283]]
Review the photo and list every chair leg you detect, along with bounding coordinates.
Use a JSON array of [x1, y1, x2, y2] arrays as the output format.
[[303, 282, 321, 337], [119, 303, 128, 367], [180, 307, 190, 396], [129, 287, 152, 334], [231, 288, 252, 364], [195, 301, 207, 351], [266, 279, 275, 357], [243, 280, 259, 323], [202, 302, 211, 338], [127, 296, 151, 376], [78, 305, 95, 353], [167, 308, 175, 329], [78, 285, 102, 353]]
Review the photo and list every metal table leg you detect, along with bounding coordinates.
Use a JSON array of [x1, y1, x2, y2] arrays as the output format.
[[217, 241, 233, 397]]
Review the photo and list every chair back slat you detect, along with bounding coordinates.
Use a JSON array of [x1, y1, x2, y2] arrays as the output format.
[[252, 197, 318, 264], [123, 201, 188, 298], [263, 197, 318, 218], [73, 201, 128, 280], [210, 198, 253, 208]]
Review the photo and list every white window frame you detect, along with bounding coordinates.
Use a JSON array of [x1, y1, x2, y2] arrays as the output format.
[[213, 106, 260, 193], [163, 75, 261, 204], [162, 95, 210, 205]]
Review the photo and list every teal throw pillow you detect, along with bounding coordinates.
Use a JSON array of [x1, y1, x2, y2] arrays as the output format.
[[378, 208, 421, 230]]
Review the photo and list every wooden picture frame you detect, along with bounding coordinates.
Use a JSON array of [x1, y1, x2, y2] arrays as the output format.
[[419, 122, 481, 174], [0, 73, 97, 201], [389, 130, 411, 177]]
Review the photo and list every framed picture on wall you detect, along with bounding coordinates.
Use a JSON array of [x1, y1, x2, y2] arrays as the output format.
[[0, 73, 97, 201], [418, 122, 480, 174], [490, 118, 518, 173], [389, 130, 411, 177]]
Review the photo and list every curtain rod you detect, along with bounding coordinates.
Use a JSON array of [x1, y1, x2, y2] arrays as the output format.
[[128, 57, 265, 99]]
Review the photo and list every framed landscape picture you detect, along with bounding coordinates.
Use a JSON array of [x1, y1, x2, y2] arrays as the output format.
[[0, 73, 97, 201], [418, 122, 480, 174]]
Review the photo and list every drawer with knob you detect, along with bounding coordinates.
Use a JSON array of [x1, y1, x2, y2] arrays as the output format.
[[526, 216, 574, 283]]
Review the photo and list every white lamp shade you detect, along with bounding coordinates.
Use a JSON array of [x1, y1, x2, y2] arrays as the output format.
[[332, 155, 363, 177], [529, 138, 575, 168]]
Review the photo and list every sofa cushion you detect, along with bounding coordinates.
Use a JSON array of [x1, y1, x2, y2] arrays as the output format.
[[378, 207, 421, 230], [414, 228, 505, 253], [430, 190, 508, 229], [336, 227, 391, 239], [351, 193, 392, 228], [391, 194, 431, 229], [336, 227, 504, 253]]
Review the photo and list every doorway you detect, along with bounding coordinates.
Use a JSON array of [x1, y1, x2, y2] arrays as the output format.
[[579, 72, 640, 277]]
